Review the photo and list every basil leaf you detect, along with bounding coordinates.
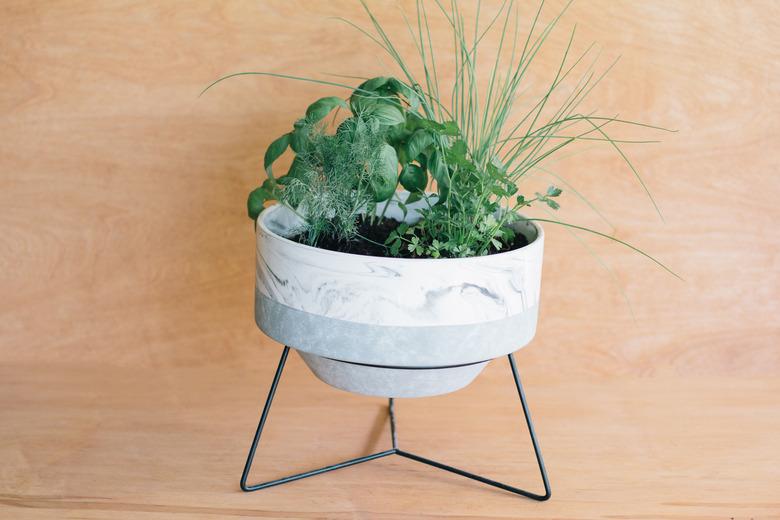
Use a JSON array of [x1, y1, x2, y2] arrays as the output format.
[[305, 96, 347, 123], [369, 103, 406, 126], [403, 130, 434, 165], [399, 163, 427, 192], [371, 144, 399, 202], [263, 133, 290, 178], [247, 186, 273, 220]]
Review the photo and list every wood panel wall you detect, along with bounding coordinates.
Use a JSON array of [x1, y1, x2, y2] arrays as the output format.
[[1, 0, 777, 373]]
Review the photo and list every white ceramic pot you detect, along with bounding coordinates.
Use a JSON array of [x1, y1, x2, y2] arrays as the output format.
[[254, 196, 544, 398]]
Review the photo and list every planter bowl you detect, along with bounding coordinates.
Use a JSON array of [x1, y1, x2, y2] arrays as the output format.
[[255, 196, 544, 397]]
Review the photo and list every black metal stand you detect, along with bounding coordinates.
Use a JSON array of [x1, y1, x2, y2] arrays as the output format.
[[240, 346, 551, 500]]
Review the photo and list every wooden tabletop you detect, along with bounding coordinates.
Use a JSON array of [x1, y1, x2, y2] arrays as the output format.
[[2, 348, 779, 519]]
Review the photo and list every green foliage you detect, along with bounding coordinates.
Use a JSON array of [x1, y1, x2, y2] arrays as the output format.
[[371, 144, 399, 201], [305, 96, 348, 123], [278, 114, 395, 245], [263, 134, 290, 179], [337, 0, 675, 259], [399, 163, 426, 192], [220, 0, 677, 271], [244, 72, 456, 246]]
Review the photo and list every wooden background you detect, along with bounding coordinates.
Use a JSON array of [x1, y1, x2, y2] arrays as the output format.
[[1, 1, 778, 518]]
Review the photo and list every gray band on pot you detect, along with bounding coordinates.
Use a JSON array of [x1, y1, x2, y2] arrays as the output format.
[[255, 290, 538, 366]]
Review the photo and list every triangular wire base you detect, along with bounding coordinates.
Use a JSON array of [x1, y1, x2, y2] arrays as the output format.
[[240, 346, 551, 501]]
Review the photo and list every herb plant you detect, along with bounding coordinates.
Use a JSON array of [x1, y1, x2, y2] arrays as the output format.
[[203, 1, 677, 274], [267, 109, 398, 245]]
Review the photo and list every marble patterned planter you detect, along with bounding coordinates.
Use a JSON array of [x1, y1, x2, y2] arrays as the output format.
[[254, 196, 544, 398]]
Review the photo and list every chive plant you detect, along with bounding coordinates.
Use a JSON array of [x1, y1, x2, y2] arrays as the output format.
[[202, 0, 677, 276]]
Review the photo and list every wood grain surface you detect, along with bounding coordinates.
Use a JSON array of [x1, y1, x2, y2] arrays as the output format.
[[1, 1, 778, 518]]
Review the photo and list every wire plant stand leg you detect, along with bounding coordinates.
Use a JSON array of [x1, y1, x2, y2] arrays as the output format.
[[239, 346, 395, 491], [393, 353, 551, 500], [240, 345, 551, 500]]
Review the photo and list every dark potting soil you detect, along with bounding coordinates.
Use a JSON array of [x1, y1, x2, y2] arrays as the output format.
[[289, 217, 529, 258]]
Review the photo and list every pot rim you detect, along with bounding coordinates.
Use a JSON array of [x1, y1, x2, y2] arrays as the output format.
[[256, 203, 544, 264]]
